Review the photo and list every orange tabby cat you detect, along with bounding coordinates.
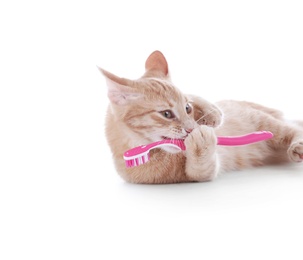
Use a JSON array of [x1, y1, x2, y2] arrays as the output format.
[[100, 51, 303, 184]]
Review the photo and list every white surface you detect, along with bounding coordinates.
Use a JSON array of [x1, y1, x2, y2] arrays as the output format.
[[1, 1, 303, 259]]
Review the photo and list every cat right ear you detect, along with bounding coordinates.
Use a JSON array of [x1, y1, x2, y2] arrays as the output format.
[[98, 67, 142, 105], [144, 50, 170, 78]]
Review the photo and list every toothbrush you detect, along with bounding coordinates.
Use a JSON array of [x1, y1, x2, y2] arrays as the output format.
[[123, 131, 273, 168]]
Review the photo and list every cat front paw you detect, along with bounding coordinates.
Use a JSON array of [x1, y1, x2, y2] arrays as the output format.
[[184, 125, 217, 157], [198, 107, 222, 128], [187, 94, 222, 128], [288, 141, 303, 163], [184, 125, 218, 182]]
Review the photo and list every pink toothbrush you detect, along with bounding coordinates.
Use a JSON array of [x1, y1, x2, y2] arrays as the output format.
[[123, 131, 273, 168]]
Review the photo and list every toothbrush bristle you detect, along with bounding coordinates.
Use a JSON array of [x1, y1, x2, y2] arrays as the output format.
[[125, 153, 150, 168]]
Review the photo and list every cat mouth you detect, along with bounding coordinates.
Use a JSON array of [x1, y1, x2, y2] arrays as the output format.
[[161, 136, 186, 141]]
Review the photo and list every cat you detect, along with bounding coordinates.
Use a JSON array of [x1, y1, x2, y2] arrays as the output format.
[[99, 50, 303, 184]]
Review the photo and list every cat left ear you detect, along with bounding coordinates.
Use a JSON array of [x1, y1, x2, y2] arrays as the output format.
[[98, 67, 142, 105]]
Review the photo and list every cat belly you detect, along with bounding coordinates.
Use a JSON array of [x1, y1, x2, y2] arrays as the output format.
[[214, 100, 293, 171]]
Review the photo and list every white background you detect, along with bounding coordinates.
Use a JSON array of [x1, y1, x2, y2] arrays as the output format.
[[1, 0, 303, 259]]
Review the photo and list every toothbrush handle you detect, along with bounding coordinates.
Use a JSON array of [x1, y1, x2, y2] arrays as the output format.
[[217, 131, 273, 146], [124, 131, 274, 160]]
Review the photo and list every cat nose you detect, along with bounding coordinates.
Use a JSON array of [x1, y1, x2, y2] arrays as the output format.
[[185, 128, 193, 134]]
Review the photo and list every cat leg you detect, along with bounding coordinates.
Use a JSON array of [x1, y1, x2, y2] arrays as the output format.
[[283, 122, 303, 162], [288, 141, 303, 162], [260, 117, 303, 163], [184, 125, 219, 182], [286, 120, 303, 162], [239, 102, 303, 163]]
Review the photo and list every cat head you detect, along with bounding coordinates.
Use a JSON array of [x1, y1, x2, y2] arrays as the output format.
[[99, 51, 222, 152]]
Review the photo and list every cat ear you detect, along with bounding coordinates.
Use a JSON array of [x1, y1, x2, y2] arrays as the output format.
[[144, 50, 169, 78], [98, 67, 142, 105]]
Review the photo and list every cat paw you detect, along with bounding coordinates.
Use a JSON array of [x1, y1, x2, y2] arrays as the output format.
[[199, 107, 223, 128], [288, 141, 303, 163], [188, 94, 222, 128], [184, 125, 217, 157]]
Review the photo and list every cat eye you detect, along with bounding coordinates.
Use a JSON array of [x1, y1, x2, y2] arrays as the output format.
[[186, 103, 192, 114], [161, 110, 175, 119]]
